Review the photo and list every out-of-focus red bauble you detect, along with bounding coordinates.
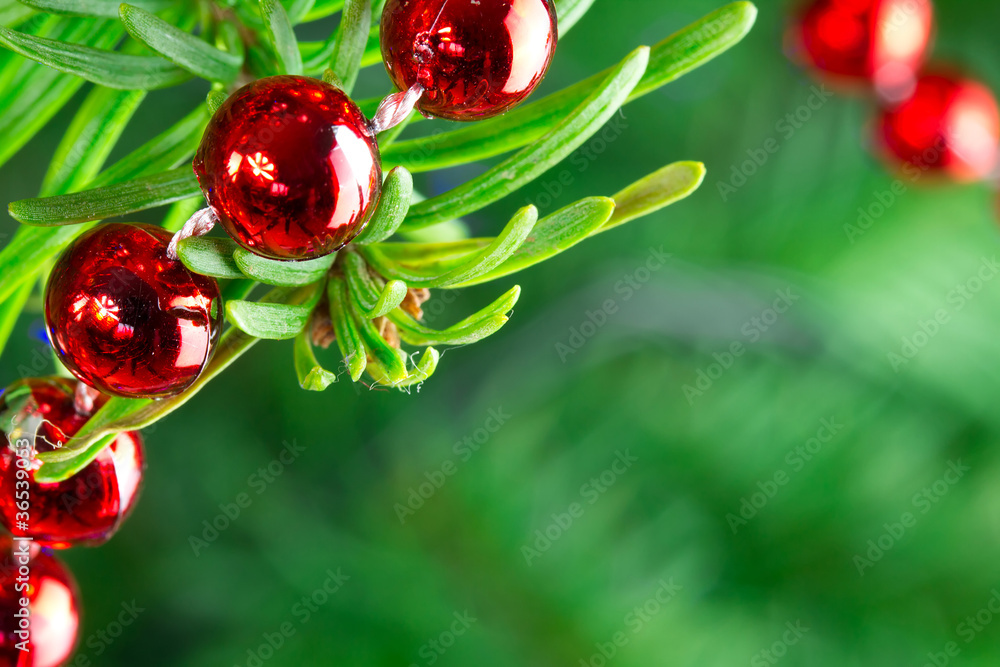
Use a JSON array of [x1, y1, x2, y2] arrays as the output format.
[[874, 73, 1000, 182], [0, 378, 145, 549], [0, 537, 81, 667], [788, 0, 933, 96], [45, 223, 222, 398], [194, 76, 382, 260], [380, 0, 558, 121]]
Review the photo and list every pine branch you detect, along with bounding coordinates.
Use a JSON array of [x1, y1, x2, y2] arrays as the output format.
[[0, 0, 758, 481]]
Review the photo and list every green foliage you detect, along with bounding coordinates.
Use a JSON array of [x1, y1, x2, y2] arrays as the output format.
[[41, 85, 145, 194], [328, 275, 366, 381], [460, 196, 615, 285], [0, 280, 31, 357], [351, 166, 412, 244], [259, 0, 303, 75], [293, 329, 338, 390], [9, 166, 200, 225], [176, 236, 244, 278], [328, 0, 369, 92], [227, 297, 317, 340], [18, 0, 170, 19], [343, 250, 407, 318], [233, 249, 338, 287], [388, 285, 520, 347], [0, 22, 189, 88], [0, 17, 120, 166], [364, 205, 540, 287], [119, 4, 243, 83], [2, 3, 997, 665], [401, 48, 647, 229], [601, 161, 706, 232], [380, 2, 756, 173], [0, 0, 756, 481]]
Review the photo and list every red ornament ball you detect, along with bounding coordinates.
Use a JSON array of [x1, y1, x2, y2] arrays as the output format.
[[874, 72, 1000, 182], [195, 76, 382, 260], [45, 223, 223, 399], [0, 378, 145, 549], [381, 0, 558, 121], [0, 537, 81, 666], [788, 0, 933, 96]]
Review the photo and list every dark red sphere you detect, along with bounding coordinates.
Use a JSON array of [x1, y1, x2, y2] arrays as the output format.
[[45, 223, 223, 398], [788, 0, 933, 95], [381, 0, 558, 121], [0, 537, 81, 666], [194, 76, 382, 260], [874, 73, 1000, 182], [0, 378, 145, 549]]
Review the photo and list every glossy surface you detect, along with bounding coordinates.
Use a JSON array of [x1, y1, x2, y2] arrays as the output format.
[[195, 76, 382, 260], [45, 223, 222, 398], [0, 538, 80, 666], [0, 378, 146, 549], [789, 0, 933, 95], [381, 0, 558, 121], [875, 73, 1000, 182]]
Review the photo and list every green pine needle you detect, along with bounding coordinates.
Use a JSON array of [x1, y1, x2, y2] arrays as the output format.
[[0, 0, 758, 480]]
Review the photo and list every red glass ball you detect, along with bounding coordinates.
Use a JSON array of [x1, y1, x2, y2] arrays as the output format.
[[0, 378, 145, 549], [194, 76, 382, 260], [788, 0, 933, 95], [381, 0, 558, 121], [874, 73, 1000, 182], [45, 223, 223, 399], [0, 538, 81, 666]]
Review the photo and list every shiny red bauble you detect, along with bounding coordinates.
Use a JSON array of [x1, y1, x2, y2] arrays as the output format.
[[874, 72, 1000, 182], [194, 76, 382, 260], [381, 0, 558, 121], [0, 538, 81, 666], [788, 0, 933, 96], [0, 378, 145, 549], [45, 223, 223, 398]]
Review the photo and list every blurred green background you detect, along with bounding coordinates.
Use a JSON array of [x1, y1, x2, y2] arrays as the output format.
[[4, 0, 1000, 665]]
